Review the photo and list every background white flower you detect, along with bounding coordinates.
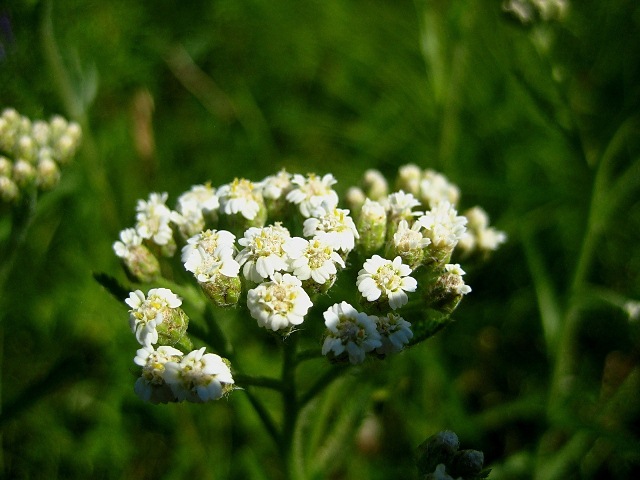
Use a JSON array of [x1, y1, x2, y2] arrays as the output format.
[[164, 347, 235, 403], [322, 301, 381, 364], [247, 273, 313, 331], [356, 255, 417, 310]]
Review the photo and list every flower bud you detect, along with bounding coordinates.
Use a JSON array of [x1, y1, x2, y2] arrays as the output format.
[[16, 135, 36, 162], [199, 275, 242, 307], [345, 186, 366, 217], [0, 176, 19, 203], [113, 228, 161, 283], [363, 169, 388, 200], [31, 120, 51, 147], [423, 264, 471, 314], [156, 305, 190, 348], [0, 156, 12, 177], [12, 158, 36, 188], [416, 431, 460, 475], [396, 163, 421, 196], [356, 199, 387, 256], [36, 157, 61, 191]]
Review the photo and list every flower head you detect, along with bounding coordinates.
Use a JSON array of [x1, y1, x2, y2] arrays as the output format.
[[113, 228, 160, 282], [356, 255, 417, 310], [134, 345, 183, 404], [390, 219, 431, 269], [286, 173, 339, 217], [182, 229, 239, 282], [302, 207, 359, 253], [283, 236, 345, 285], [126, 288, 183, 347], [419, 169, 460, 208], [247, 273, 313, 331], [322, 301, 381, 364], [375, 313, 413, 356], [164, 347, 235, 403], [236, 223, 291, 283], [172, 184, 219, 238], [217, 177, 265, 221], [135, 192, 175, 248], [416, 201, 467, 263]]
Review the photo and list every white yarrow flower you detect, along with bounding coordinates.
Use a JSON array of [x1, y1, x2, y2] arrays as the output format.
[[416, 201, 467, 250], [259, 169, 292, 200], [283, 236, 345, 284], [286, 173, 339, 217], [135, 192, 175, 246], [172, 184, 219, 238], [236, 223, 291, 282], [375, 313, 413, 355], [386, 191, 422, 219], [444, 263, 472, 295], [247, 273, 313, 331], [322, 302, 382, 364], [419, 169, 460, 208], [356, 255, 417, 310], [126, 288, 182, 347], [133, 345, 183, 403], [217, 178, 262, 220], [182, 229, 239, 282], [164, 347, 235, 403], [113, 228, 143, 261], [302, 207, 359, 253]]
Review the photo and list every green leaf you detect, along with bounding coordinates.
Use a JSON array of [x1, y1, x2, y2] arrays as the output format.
[[93, 271, 130, 303]]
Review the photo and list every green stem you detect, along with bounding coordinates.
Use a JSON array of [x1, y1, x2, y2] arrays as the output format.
[[280, 334, 299, 480]]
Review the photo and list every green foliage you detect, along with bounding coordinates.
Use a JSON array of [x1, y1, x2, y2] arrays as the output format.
[[1, 0, 640, 479]]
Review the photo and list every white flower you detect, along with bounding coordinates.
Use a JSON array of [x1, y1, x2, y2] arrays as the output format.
[[356, 255, 417, 310], [217, 178, 263, 220], [322, 302, 381, 364], [386, 191, 422, 219], [236, 223, 291, 283], [375, 313, 413, 355], [164, 347, 235, 403], [247, 273, 313, 331], [459, 206, 507, 253], [172, 184, 219, 237], [302, 208, 359, 253], [283, 236, 345, 284], [444, 263, 471, 295], [126, 288, 182, 346], [182, 229, 239, 282], [419, 169, 460, 208], [135, 192, 175, 246], [623, 301, 640, 321], [416, 201, 467, 250], [113, 228, 143, 261], [286, 173, 339, 217], [259, 169, 292, 200], [393, 219, 431, 253], [133, 345, 183, 403]]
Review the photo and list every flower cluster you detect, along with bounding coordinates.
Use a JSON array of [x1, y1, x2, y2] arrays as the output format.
[[114, 166, 505, 401], [0, 107, 82, 202], [125, 287, 235, 404]]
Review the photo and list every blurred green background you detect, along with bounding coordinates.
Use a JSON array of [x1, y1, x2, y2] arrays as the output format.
[[1, 0, 640, 478]]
